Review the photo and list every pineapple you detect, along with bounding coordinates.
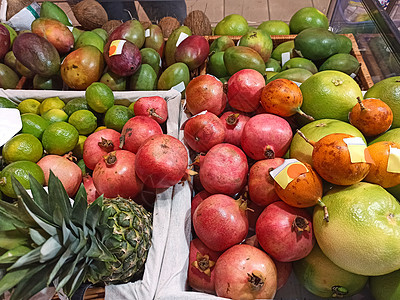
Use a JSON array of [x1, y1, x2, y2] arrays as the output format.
[[0, 171, 152, 300]]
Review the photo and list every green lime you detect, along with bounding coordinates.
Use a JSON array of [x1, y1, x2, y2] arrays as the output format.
[[289, 7, 329, 34], [104, 105, 134, 132], [85, 82, 115, 113], [18, 99, 41, 114], [0, 161, 45, 198], [2, 133, 43, 163], [63, 97, 89, 116], [258, 20, 290, 35], [214, 14, 249, 36], [21, 113, 50, 140], [0, 97, 17, 108], [41, 108, 69, 124], [39, 97, 65, 115], [42, 122, 79, 155], [73, 135, 87, 159], [68, 110, 98, 135]]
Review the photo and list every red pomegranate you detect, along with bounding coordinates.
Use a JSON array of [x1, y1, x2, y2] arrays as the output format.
[[120, 116, 163, 153], [133, 96, 168, 124], [199, 143, 248, 196], [185, 74, 227, 115], [241, 114, 293, 160], [188, 238, 221, 294], [248, 158, 285, 207], [214, 244, 277, 299], [256, 201, 315, 262], [273, 259, 292, 290], [83, 129, 121, 170], [37, 152, 82, 197], [83, 174, 100, 204], [191, 190, 212, 219], [193, 194, 249, 252], [183, 111, 226, 153], [135, 134, 188, 189], [219, 111, 250, 147], [92, 150, 143, 199], [226, 69, 265, 113], [247, 200, 266, 234]]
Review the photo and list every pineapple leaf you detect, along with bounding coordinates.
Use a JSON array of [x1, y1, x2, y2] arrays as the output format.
[[29, 228, 47, 246], [48, 171, 72, 223], [52, 205, 64, 227], [0, 267, 31, 295], [86, 195, 104, 232], [0, 202, 27, 231], [55, 252, 83, 292], [9, 247, 41, 270], [86, 235, 116, 262], [62, 220, 70, 246], [47, 247, 72, 286], [74, 228, 88, 255], [62, 263, 87, 297], [22, 203, 58, 236], [0, 245, 31, 265], [71, 184, 88, 227], [29, 173, 50, 214], [0, 230, 29, 251], [39, 236, 62, 263]]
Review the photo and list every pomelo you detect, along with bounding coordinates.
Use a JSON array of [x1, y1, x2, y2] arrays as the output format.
[[370, 269, 400, 300], [364, 76, 400, 128], [214, 14, 248, 36], [313, 182, 400, 276], [300, 70, 362, 122]]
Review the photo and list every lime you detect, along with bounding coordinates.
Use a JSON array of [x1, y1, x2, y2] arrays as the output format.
[[20, 113, 50, 140], [0, 161, 45, 198], [214, 14, 249, 36], [289, 7, 329, 34], [39, 97, 65, 115], [18, 99, 41, 114], [63, 97, 89, 116], [258, 20, 290, 35], [104, 105, 134, 132], [42, 122, 79, 155], [73, 135, 87, 159], [0, 97, 17, 108], [85, 82, 115, 113], [41, 108, 69, 124], [68, 110, 98, 135], [2, 133, 43, 163]]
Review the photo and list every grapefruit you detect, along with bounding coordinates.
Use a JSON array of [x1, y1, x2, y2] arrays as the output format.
[[289, 7, 329, 34], [313, 182, 400, 276], [370, 269, 400, 300]]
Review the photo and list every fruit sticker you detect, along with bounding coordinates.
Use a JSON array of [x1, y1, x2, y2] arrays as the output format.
[[0, 108, 22, 147], [176, 32, 189, 47], [343, 137, 373, 163], [281, 52, 291, 65], [109, 40, 126, 57], [387, 146, 400, 173], [270, 159, 309, 189]]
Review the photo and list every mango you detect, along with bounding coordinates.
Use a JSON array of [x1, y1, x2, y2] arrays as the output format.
[[157, 62, 190, 96], [100, 71, 126, 91], [130, 64, 157, 91], [15, 59, 35, 78], [208, 51, 229, 78], [109, 20, 145, 48], [33, 74, 63, 90], [75, 31, 105, 53], [209, 36, 235, 54], [92, 28, 108, 42], [319, 53, 361, 75], [140, 48, 161, 75], [223, 46, 265, 75], [144, 24, 164, 56], [165, 26, 192, 67], [175, 35, 209, 71], [40, 1, 72, 26], [1, 23, 16, 46], [238, 29, 273, 62], [0, 63, 19, 89], [0, 24, 10, 60], [104, 39, 141, 77], [336, 34, 352, 54], [72, 28, 84, 43], [4, 51, 17, 70], [271, 41, 295, 62], [267, 68, 313, 84]]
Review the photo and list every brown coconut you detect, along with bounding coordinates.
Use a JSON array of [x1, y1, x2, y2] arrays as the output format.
[[102, 19, 123, 36], [6, 0, 34, 20], [72, 0, 108, 30], [140, 21, 153, 30], [158, 16, 180, 38], [184, 10, 212, 36]]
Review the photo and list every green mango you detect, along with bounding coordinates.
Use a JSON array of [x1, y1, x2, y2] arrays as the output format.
[[238, 29, 273, 62], [75, 31, 105, 53], [0, 97, 17, 108], [164, 26, 192, 67], [282, 57, 318, 74], [157, 62, 190, 96], [92, 28, 108, 42], [109, 19, 145, 48], [209, 36, 235, 54], [319, 53, 361, 76], [0, 63, 19, 89], [15, 59, 35, 78], [4, 51, 17, 70], [267, 68, 313, 84], [271, 40, 295, 62], [40, 1, 72, 26], [100, 71, 126, 91], [208, 51, 229, 78], [33, 74, 63, 90], [223, 46, 265, 75], [130, 64, 157, 91], [140, 48, 161, 75], [72, 28, 84, 43], [336, 34, 353, 54], [265, 58, 281, 72]]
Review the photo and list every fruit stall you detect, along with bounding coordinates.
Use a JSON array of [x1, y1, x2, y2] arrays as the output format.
[[0, 0, 400, 299]]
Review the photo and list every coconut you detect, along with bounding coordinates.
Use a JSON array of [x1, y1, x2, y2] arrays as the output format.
[[72, 0, 108, 30], [140, 21, 152, 30], [6, 0, 33, 20], [102, 19, 123, 36], [184, 10, 212, 36], [158, 16, 180, 38]]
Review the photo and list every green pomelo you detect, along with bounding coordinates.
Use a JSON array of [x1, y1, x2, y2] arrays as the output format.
[[258, 20, 290, 35], [290, 119, 366, 166], [282, 57, 318, 74], [293, 244, 368, 298], [370, 269, 400, 300], [300, 70, 362, 122], [214, 14, 248, 36], [267, 68, 313, 84], [364, 76, 400, 128], [313, 182, 400, 276], [63, 97, 88, 116]]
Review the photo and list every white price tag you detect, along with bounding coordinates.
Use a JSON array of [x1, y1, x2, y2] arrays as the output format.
[[265, 67, 275, 72], [176, 32, 189, 47], [281, 52, 291, 66], [292, 81, 302, 87], [0, 108, 22, 147], [191, 110, 208, 118], [67, 26, 74, 32], [362, 90, 367, 96], [171, 81, 186, 92], [145, 29, 150, 37], [350, 73, 357, 78]]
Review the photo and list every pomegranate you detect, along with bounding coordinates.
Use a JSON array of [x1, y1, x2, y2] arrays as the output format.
[[83, 174, 99, 204], [219, 111, 250, 147], [273, 259, 292, 290], [214, 244, 277, 299], [247, 200, 265, 233], [135, 134, 188, 189], [133, 96, 168, 124], [120, 116, 163, 153], [191, 190, 212, 219], [193, 194, 248, 252], [188, 238, 221, 294], [37, 152, 82, 197], [183, 111, 226, 153], [185, 74, 227, 115], [83, 129, 121, 170], [226, 69, 265, 113], [256, 201, 315, 262], [248, 158, 285, 207], [92, 150, 143, 199], [241, 114, 293, 160], [199, 143, 248, 196]]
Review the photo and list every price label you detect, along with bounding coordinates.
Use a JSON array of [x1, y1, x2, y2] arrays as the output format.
[[108, 40, 126, 57], [281, 52, 291, 66], [176, 32, 189, 47], [387, 146, 400, 173], [171, 81, 186, 92], [343, 137, 373, 163], [269, 159, 308, 189], [145, 29, 150, 37]]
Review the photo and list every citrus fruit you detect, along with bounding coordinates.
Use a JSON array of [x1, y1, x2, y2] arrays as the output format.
[[17, 99, 41, 114], [73, 135, 87, 159], [104, 105, 134, 132], [370, 269, 400, 300], [94, 126, 107, 132], [85, 82, 115, 113], [63, 97, 89, 116], [2, 133, 43, 163], [0, 160, 45, 198], [42, 122, 79, 155], [128, 102, 135, 113], [258, 20, 290, 35], [20, 113, 50, 140], [0, 97, 17, 108], [39, 97, 65, 115], [364, 76, 400, 128], [68, 110, 98, 135], [214, 14, 249, 36], [41, 108, 69, 124], [289, 7, 329, 34], [313, 182, 400, 276], [300, 70, 362, 122], [293, 244, 368, 298]]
